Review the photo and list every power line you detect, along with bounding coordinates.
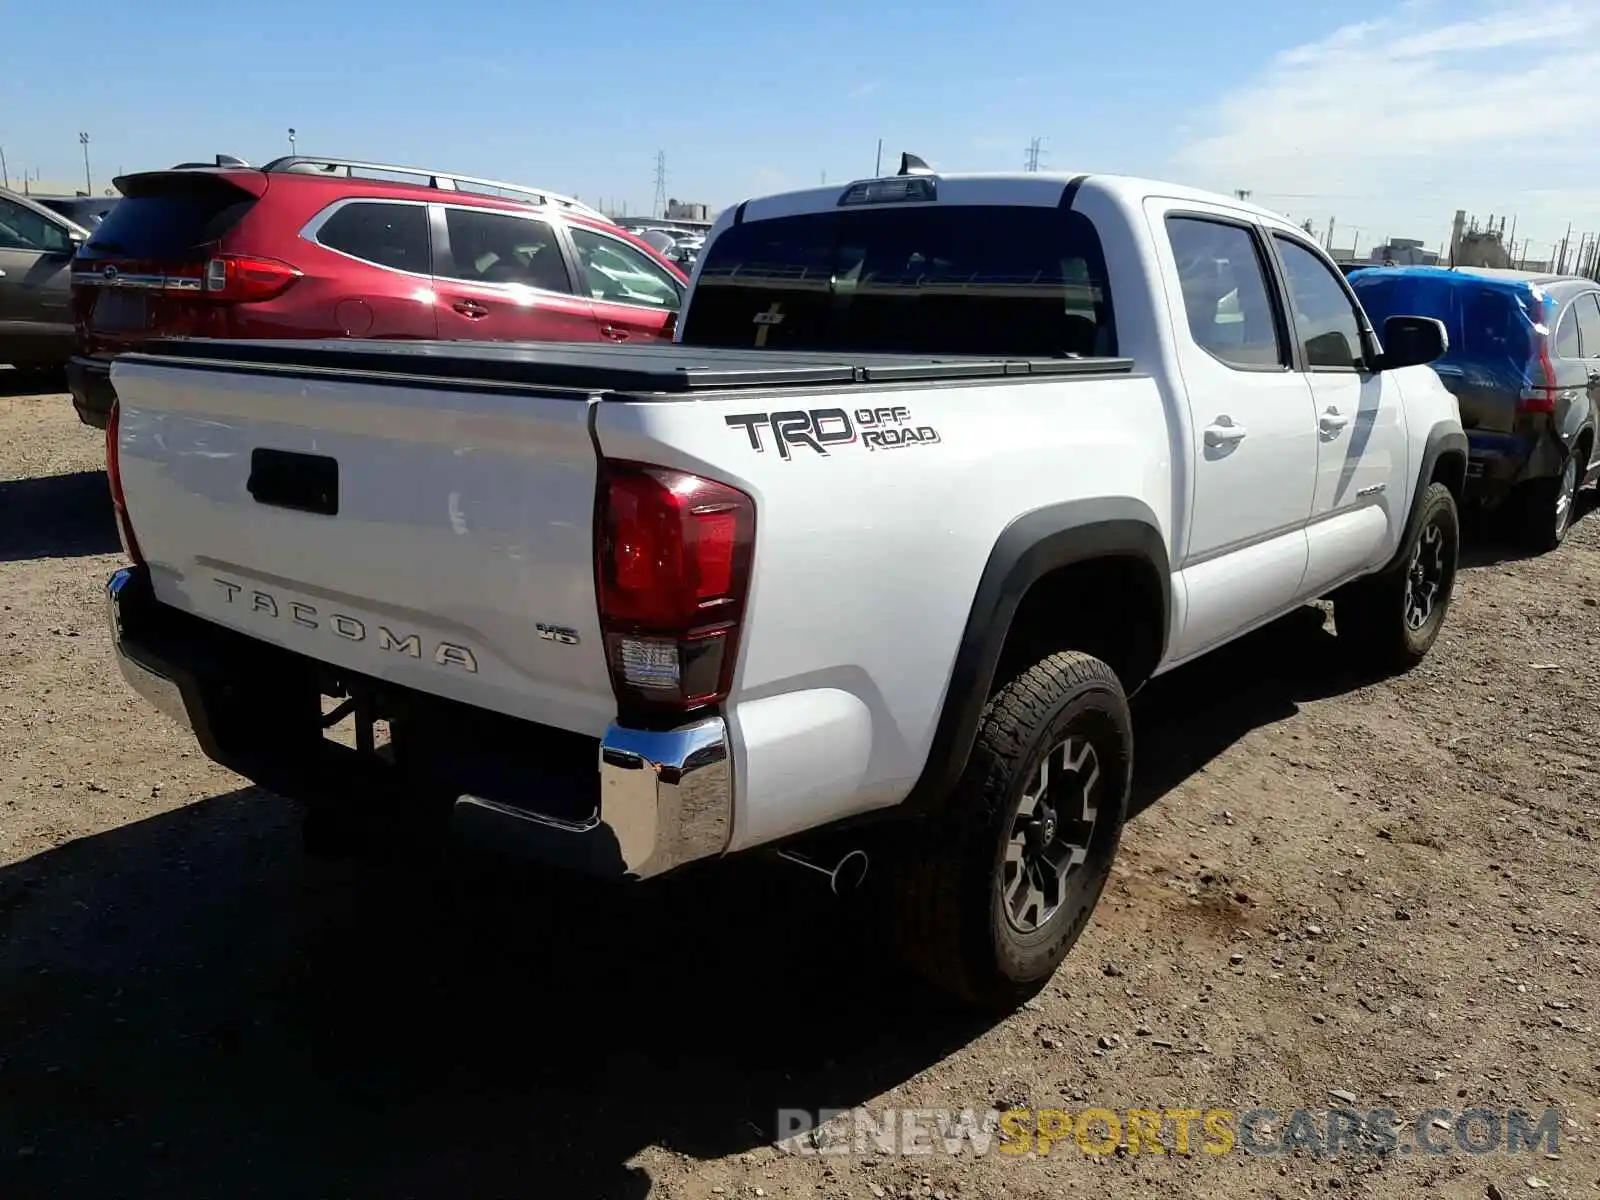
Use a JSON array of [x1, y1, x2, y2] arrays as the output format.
[[652, 150, 667, 219]]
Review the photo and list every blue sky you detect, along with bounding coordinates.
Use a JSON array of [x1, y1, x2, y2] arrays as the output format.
[[3, 0, 1596, 253]]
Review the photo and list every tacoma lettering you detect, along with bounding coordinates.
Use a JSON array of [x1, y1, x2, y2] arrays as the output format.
[[210, 577, 479, 673]]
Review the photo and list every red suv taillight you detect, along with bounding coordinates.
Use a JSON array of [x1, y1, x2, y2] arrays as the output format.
[[105, 399, 145, 566], [596, 461, 756, 713], [203, 254, 302, 302]]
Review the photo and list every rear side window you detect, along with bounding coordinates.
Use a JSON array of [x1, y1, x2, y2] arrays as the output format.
[[315, 202, 430, 274], [1166, 217, 1285, 369], [1556, 307, 1582, 358], [1572, 294, 1600, 358], [683, 205, 1114, 357], [85, 187, 255, 258], [440, 208, 569, 291]]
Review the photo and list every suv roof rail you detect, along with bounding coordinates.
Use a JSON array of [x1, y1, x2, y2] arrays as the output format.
[[258, 155, 610, 221]]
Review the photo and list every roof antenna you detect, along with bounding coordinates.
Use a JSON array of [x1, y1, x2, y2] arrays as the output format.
[[898, 152, 933, 176]]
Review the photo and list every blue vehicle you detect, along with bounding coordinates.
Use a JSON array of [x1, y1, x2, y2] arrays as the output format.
[[1349, 265, 1600, 550]]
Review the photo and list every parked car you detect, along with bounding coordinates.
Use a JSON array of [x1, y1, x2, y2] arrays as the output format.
[[1350, 265, 1600, 550], [34, 194, 120, 230], [0, 188, 91, 375], [67, 155, 689, 428], [102, 163, 1463, 1006]]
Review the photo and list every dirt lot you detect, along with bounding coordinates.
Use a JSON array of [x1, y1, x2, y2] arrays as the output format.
[[1, 373, 1597, 1199]]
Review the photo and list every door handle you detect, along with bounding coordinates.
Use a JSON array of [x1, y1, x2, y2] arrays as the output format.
[[452, 300, 488, 319], [1319, 407, 1350, 435], [599, 324, 630, 342], [1588, 371, 1600, 386], [1203, 418, 1248, 447]]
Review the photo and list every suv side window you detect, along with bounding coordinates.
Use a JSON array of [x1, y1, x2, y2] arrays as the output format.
[[1555, 306, 1582, 359], [1572, 294, 1600, 358], [0, 197, 74, 254], [569, 228, 682, 310], [314, 202, 430, 274], [1272, 235, 1365, 369], [1165, 216, 1286, 369], [442, 208, 571, 292]]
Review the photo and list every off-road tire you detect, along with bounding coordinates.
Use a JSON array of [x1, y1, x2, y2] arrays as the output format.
[[890, 651, 1132, 1009], [1336, 481, 1459, 672]]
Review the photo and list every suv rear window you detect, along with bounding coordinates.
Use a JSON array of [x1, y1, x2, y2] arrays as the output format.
[[84, 185, 255, 259], [1352, 274, 1541, 384], [682, 205, 1115, 357]]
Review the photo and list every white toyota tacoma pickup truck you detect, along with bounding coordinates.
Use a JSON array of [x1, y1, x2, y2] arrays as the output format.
[[102, 163, 1466, 1006]]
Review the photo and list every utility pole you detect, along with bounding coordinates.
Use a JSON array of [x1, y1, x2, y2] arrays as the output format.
[[0, 145, 8, 190], [78, 131, 92, 196], [1325, 216, 1336, 252], [652, 150, 667, 219], [1234, 188, 1251, 202], [1024, 136, 1043, 172], [1559, 222, 1572, 275], [874, 138, 883, 176]]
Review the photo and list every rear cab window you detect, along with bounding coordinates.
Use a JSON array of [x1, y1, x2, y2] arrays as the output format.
[[681, 204, 1114, 357]]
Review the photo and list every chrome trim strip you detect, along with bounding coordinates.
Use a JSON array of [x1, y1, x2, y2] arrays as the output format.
[[74, 273, 204, 291]]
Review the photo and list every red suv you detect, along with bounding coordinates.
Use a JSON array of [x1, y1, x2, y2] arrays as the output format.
[[68, 156, 689, 428]]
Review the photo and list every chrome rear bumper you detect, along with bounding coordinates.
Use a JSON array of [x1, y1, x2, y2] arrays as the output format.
[[452, 718, 732, 879], [106, 565, 732, 880]]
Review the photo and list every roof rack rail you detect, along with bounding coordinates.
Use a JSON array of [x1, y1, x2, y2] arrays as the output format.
[[258, 156, 609, 221]]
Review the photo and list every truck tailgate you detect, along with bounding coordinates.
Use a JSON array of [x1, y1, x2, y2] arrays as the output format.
[[109, 356, 615, 737]]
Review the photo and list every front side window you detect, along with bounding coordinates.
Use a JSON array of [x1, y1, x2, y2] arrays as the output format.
[[314, 201, 430, 274], [1273, 236, 1365, 369], [683, 204, 1115, 357], [569, 228, 682, 309], [1165, 217, 1285, 369], [0, 198, 73, 253], [442, 208, 570, 292]]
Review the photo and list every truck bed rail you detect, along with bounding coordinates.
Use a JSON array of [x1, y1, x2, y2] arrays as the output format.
[[123, 338, 1137, 398]]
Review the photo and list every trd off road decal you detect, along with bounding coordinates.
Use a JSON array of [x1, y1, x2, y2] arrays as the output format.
[[724, 406, 941, 460]]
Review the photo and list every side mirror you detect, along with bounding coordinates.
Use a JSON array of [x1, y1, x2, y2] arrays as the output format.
[[1378, 314, 1448, 370], [70, 231, 86, 247]]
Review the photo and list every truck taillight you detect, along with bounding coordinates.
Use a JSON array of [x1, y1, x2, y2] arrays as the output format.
[[596, 461, 755, 713], [105, 399, 145, 566], [203, 254, 302, 302]]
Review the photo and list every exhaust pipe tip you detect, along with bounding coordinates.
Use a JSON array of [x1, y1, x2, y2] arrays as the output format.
[[829, 849, 870, 896]]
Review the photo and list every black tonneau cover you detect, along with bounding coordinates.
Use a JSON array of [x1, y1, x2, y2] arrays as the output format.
[[127, 337, 1135, 396]]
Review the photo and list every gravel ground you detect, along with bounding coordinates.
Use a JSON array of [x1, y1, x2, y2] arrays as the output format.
[[1, 374, 1597, 1199]]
